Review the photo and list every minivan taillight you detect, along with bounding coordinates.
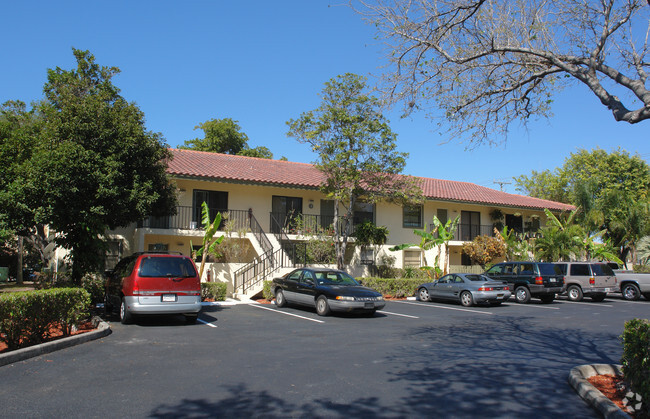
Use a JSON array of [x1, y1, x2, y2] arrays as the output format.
[[132, 281, 140, 295], [535, 276, 543, 285]]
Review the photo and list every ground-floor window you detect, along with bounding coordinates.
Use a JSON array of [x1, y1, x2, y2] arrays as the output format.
[[403, 249, 422, 268]]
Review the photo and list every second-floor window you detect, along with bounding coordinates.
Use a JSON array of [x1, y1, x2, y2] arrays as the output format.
[[193, 190, 228, 225], [353, 201, 375, 225], [403, 205, 423, 228]]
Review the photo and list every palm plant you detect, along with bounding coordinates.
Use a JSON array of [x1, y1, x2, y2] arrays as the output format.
[[192, 202, 224, 280], [390, 215, 460, 278], [533, 209, 584, 262]]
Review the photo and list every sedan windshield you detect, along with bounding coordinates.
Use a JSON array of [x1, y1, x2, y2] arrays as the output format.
[[315, 271, 359, 285]]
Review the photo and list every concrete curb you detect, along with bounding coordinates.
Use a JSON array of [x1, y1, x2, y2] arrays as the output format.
[[568, 364, 630, 418], [0, 316, 112, 367]]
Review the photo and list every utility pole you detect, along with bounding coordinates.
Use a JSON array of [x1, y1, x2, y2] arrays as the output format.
[[493, 179, 512, 192]]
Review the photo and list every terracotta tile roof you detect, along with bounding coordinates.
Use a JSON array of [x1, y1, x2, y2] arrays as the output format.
[[167, 148, 574, 212]]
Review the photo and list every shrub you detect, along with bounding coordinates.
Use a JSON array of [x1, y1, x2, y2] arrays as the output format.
[[201, 282, 227, 301], [356, 277, 421, 298], [621, 318, 650, 417], [633, 265, 650, 274], [0, 288, 91, 351], [262, 280, 274, 301]]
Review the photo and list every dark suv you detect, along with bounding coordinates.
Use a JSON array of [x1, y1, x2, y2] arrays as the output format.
[[484, 262, 565, 303], [105, 252, 202, 324]]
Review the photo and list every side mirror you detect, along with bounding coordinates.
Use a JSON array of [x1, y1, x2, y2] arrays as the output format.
[[304, 278, 315, 286]]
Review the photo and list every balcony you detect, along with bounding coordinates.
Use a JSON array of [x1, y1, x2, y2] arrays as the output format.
[[138, 206, 251, 231], [428, 223, 495, 242]]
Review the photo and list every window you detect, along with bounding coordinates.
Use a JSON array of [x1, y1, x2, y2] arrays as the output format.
[[403, 205, 423, 228], [360, 247, 374, 265], [148, 243, 168, 252], [437, 209, 448, 224], [570, 264, 591, 276], [518, 263, 534, 275], [403, 250, 421, 268], [193, 190, 228, 227], [353, 201, 375, 225], [460, 211, 481, 241]]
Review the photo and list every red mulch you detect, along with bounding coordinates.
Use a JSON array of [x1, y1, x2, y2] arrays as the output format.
[[0, 320, 96, 354], [588, 374, 634, 417]]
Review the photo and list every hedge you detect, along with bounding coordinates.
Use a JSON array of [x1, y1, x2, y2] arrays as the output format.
[[356, 277, 422, 298], [0, 288, 91, 351], [201, 282, 227, 301], [621, 318, 650, 417]]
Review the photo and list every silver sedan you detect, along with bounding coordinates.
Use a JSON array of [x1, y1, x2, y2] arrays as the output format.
[[417, 273, 511, 307]]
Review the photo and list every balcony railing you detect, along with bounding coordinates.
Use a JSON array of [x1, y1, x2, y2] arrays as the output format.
[[428, 223, 495, 242], [138, 206, 250, 231]]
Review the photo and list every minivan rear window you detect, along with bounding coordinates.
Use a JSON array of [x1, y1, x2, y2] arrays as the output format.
[[139, 257, 198, 278]]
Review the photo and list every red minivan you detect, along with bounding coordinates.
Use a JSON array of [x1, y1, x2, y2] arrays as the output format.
[[105, 252, 202, 324]]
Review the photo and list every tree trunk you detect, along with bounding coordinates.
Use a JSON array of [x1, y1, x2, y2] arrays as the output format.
[[16, 236, 23, 285]]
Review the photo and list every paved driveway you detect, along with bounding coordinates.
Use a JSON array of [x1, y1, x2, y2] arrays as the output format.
[[1, 295, 646, 418]]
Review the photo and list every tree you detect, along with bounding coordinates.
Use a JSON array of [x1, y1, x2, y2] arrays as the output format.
[[533, 209, 584, 261], [515, 148, 650, 262], [355, 0, 650, 147], [180, 118, 273, 159], [495, 226, 533, 261], [1, 49, 177, 283], [462, 235, 506, 268], [287, 73, 423, 269], [354, 221, 389, 265]]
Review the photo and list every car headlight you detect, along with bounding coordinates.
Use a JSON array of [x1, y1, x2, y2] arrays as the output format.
[[376, 296, 384, 301], [335, 296, 355, 301]]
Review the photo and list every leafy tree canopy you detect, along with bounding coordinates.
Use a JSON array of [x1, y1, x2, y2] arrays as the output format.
[[355, 0, 650, 147], [180, 117, 273, 159], [287, 73, 423, 269], [0, 48, 177, 282]]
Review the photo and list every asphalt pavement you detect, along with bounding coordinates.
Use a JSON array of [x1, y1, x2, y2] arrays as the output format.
[[0, 295, 647, 418]]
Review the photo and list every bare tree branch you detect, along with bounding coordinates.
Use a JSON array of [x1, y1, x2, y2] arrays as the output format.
[[353, 0, 650, 146]]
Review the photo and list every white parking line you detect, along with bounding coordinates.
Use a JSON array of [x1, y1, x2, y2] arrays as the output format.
[[505, 303, 560, 310], [561, 300, 615, 307], [197, 318, 218, 328], [380, 311, 419, 319], [249, 303, 325, 323], [394, 300, 494, 315]]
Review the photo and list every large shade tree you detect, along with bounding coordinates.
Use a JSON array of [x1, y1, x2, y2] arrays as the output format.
[[180, 118, 273, 159], [355, 0, 650, 147], [515, 148, 650, 263], [0, 49, 177, 283], [287, 73, 423, 270]]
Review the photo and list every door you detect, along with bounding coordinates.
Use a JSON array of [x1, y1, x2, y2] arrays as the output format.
[[506, 214, 523, 234], [460, 211, 480, 241], [193, 190, 228, 227], [271, 196, 303, 233]]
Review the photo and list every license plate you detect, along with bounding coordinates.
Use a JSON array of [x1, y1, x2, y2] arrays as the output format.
[[604, 288, 611, 292], [162, 294, 177, 302], [549, 278, 557, 283], [497, 294, 504, 298], [364, 302, 374, 309]]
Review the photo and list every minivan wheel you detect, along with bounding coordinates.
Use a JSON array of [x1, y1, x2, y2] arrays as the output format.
[[567, 285, 583, 302], [315, 296, 331, 316], [622, 283, 641, 301], [514, 287, 531, 303], [120, 298, 133, 324]]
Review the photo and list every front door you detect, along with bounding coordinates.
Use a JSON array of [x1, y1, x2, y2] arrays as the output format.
[[271, 196, 303, 233]]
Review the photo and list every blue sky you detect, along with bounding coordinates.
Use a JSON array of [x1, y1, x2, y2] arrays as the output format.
[[2, 1, 648, 195]]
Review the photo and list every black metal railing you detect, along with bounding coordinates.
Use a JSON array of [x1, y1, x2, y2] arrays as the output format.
[[428, 223, 495, 242], [233, 244, 308, 295], [138, 206, 250, 231]]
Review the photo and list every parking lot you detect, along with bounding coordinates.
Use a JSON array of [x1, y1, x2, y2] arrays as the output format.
[[1, 295, 647, 418]]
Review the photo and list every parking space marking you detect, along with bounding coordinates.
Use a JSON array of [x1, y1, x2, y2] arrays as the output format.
[[560, 300, 615, 307], [249, 303, 325, 323], [197, 318, 218, 328], [394, 300, 494, 315], [504, 303, 560, 310], [380, 310, 419, 319]]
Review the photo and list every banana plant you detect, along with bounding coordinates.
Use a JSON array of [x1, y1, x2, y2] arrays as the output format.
[[390, 215, 460, 278], [193, 201, 224, 280]]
